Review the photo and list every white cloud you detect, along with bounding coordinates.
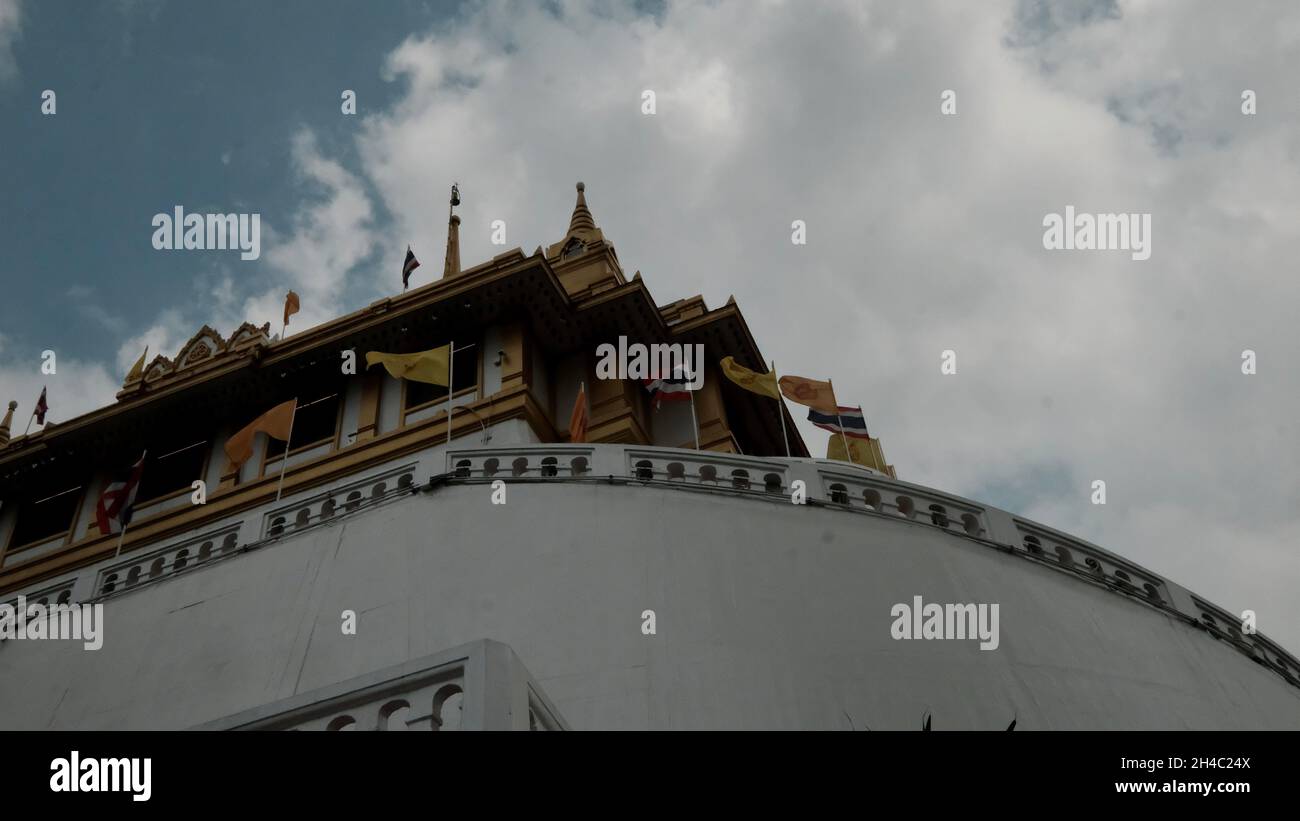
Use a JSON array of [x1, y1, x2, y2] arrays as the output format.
[[0, 356, 119, 429], [0, 0, 21, 81], [111, 126, 380, 365], [114, 308, 189, 375], [19, 0, 1298, 652], [340, 0, 1300, 649]]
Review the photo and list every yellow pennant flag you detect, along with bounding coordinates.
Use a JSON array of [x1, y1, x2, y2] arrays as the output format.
[[126, 346, 148, 382], [224, 399, 297, 469], [828, 434, 895, 478], [719, 356, 779, 400], [365, 345, 451, 386]]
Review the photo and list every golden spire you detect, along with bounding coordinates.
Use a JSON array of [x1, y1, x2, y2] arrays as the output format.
[[0, 400, 15, 447], [443, 183, 461, 278], [567, 181, 597, 236]]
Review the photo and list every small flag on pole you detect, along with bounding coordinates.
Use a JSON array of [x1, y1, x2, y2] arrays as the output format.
[[283, 290, 300, 327], [569, 382, 588, 443], [224, 399, 297, 470], [777, 375, 837, 413], [643, 368, 693, 410], [402, 245, 421, 289], [719, 356, 779, 400], [33, 387, 49, 425], [96, 452, 146, 536], [808, 406, 870, 439]]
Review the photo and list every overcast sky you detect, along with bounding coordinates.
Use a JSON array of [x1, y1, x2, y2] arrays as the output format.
[[1, 0, 1298, 650]]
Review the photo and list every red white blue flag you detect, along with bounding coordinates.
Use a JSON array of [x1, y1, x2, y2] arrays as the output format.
[[402, 245, 420, 288], [643, 369, 693, 409], [95, 452, 146, 536], [808, 405, 870, 439]]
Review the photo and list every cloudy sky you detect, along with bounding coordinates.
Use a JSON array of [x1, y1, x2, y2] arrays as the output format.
[[1, 0, 1298, 649]]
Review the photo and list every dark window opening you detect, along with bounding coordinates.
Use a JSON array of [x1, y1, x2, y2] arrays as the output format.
[[137, 440, 207, 503], [266, 393, 341, 459], [9, 485, 83, 549], [405, 346, 478, 411]]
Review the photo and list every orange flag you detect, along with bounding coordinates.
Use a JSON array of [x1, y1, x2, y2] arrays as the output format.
[[568, 383, 588, 443], [224, 399, 296, 469], [778, 375, 838, 413], [283, 290, 301, 327]]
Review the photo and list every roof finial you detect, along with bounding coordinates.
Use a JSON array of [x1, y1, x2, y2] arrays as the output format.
[[443, 182, 461, 278], [0, 400, 16, 447], [567, 181, 597, 236]]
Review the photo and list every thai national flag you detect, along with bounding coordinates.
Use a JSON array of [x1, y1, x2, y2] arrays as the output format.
[[402, 245, 421, 288], [34, 387, 48, 425], [643, 367, 694, 409], [95, 453, 146, 536], [808, 405, 870, 439]]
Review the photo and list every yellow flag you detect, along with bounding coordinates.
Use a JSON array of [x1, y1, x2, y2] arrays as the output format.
[[828, 434, 894, 477], [719, 356, 779, 400], [778, 374, 837, 413], [365, 345, 451, 385], [126, 347, 148, 382]]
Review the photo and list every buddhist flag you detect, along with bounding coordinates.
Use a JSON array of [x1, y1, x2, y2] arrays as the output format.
[[720, 356, 779, 400], [96, 452, 146, 536], [778, 374, 837, 413], [828, 434, 894, 477], [402, 245, 421, 288], [569, 382, 588, 443], [33, 387, 49, 425], [224, 399, 296, 470], [365, 345, 450, 386], [126, 347, 148, 382], [283, 290, 300, 327]]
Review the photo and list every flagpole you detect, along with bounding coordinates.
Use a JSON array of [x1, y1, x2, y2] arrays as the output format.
[[274, 401, 298, 503], [446, 341, 454, 447], [772, 360, 790, 458], [112, 449, 146, 559], [688, 367, 700, 450], [828, 378, 850, 458], [22, 409, 33, 437]]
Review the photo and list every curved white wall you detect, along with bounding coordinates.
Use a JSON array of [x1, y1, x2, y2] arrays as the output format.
[[1, 464, 1297, 729]]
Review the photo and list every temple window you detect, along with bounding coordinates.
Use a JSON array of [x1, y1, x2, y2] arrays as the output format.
[[6, 484, 83, 552], [404, 344, 478, 416], [264, 392, 342, 470], [136, 438, 208, 504]]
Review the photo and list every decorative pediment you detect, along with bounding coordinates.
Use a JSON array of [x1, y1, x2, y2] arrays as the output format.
[[175, 325, 228, 371], [143, 355, 174, 383], [226, 321, 271, 351], [116, 321, 271, 401]]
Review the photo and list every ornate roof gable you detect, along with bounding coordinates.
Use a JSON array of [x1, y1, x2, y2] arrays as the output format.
[[117, 321, 271, 399]]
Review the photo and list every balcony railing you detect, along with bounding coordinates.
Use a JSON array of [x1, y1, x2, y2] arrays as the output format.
[[3, 442, 1295, 690]]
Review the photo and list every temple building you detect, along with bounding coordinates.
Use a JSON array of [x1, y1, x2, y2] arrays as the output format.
[[0, 184, 1297, 730]]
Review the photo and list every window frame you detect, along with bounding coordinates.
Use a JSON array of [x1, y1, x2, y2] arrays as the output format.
[[400, 343, 482, 421], [3, 483, 86, 557], [258, 393, 345, 479], [132, 439, 212, 510]]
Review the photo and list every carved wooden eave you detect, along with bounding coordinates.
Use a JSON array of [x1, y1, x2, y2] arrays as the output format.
[[2, 227, 806, 481]]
